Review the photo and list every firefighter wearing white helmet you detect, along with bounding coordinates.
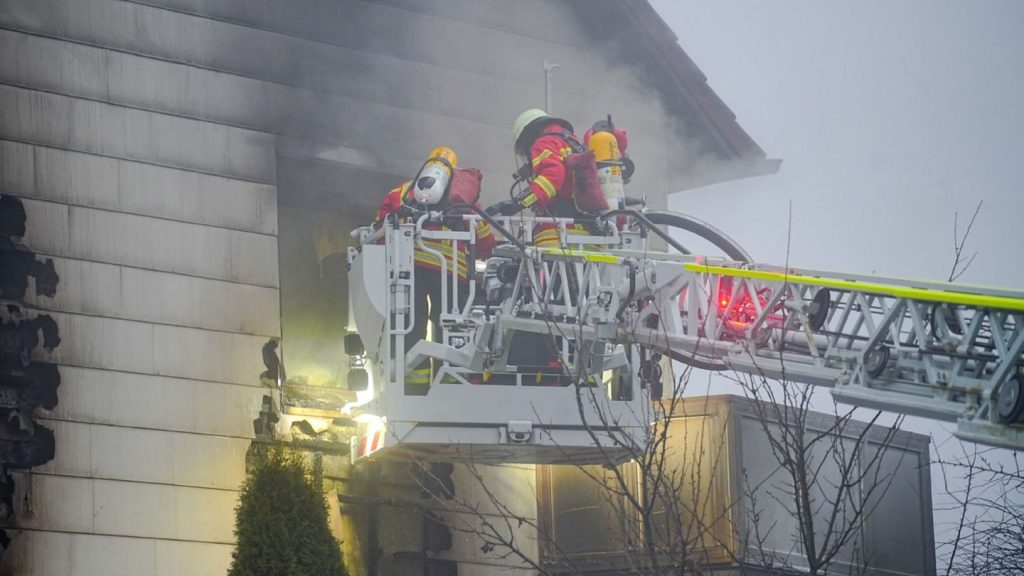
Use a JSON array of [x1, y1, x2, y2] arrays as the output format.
[[488, 109, 608, 247], [375, 147, 495, 393]]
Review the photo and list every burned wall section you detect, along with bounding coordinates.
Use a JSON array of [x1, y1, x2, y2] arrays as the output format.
[[0, 194, 61, 559]]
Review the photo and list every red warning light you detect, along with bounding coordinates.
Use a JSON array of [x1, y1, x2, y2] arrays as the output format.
[[717, 276, 734, 311], [716, 274, 775, 333]]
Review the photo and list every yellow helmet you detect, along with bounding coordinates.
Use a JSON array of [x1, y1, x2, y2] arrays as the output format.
[[512, 109, 573, 154], [427, 146, 457, 168]]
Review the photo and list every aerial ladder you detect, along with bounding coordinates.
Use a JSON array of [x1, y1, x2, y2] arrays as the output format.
[[344, 207, 1024, 464]]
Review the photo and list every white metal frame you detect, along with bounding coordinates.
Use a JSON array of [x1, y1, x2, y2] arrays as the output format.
[[347, 212, 1024, 462]]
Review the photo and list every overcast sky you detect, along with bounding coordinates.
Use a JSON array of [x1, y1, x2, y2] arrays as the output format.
[[649, 0, 1024, 567], [653, 0, 1023, 288]]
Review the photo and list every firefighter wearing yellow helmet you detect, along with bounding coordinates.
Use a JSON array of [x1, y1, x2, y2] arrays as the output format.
[[375, 147, 495, 393]]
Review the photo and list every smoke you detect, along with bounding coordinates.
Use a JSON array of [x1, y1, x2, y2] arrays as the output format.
[[265, 0, 770, 394]]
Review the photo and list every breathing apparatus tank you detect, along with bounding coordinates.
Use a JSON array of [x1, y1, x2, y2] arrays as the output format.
[[411, 146, 458, 206], [587, 130, 625, 213]]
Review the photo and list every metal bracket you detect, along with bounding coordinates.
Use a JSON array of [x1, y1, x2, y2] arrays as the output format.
[[501, 420, 534, 445]]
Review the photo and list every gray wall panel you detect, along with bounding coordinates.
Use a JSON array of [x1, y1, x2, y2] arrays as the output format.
[[1, 0, 596, 97], [154, 539, 235, 576], [1, 531, 149, 576], [23, 256, 280, 336], [0, 1, 661, 150], [151, 321, 266, 388], [0, 26, 531, 133], [21, 197, 279, 287], [43, 311, 266, 387], [8, 473, 237, 543], [0, 28, 506, 173], [0, 531, 233, 576], [48, 366, 265, 438], [0, 84, 275, 183], [36, 420, 250, 490], [0, 140, 277, 235], [0, 7, 674, 201], [144, 0, 592, 51], [370, 0, 593, 45]]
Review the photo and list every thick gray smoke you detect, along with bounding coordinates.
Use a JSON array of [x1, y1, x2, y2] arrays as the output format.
[[269, 0, 764, 393]]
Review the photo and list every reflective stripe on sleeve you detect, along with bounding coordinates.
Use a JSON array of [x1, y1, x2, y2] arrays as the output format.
[[531, 149, 553, 166], [533, 174, 557, 199]]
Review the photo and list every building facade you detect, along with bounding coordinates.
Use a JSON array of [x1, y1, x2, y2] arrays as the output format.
[[0, 1, 775, 574]]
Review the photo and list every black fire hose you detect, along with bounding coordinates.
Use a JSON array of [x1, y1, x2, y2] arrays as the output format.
[[598, 209, 692, 255], [601, 209, 754, 263], [599, 209, 755, 372]]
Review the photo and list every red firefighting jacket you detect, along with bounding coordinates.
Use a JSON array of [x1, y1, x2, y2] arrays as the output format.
[[375, 181, 495, 281], [520, 123, 576, 212], [519, 123, 591, 247]]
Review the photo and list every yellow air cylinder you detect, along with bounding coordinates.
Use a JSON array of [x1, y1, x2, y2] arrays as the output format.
[[412, 146, 458, 206], [587, 131, 624, 211]]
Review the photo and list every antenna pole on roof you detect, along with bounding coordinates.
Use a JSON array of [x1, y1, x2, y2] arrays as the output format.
[[544, 60, 561, 113]]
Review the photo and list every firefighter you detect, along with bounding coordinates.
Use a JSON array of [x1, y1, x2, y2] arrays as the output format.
[[486, 109, 607, 248], [376, 147, 495, 394]]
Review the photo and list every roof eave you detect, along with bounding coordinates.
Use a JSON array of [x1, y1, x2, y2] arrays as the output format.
[[618, 1, 773, 164]]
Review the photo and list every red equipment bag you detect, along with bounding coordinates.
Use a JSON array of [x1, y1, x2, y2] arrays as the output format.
[[553, 131, 608, 213], [448, 167, 482, 205], [445, 167, 494, 259], [563, 149, 608, 213]]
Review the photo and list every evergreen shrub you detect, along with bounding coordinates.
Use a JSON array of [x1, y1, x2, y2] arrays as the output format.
[[228, 448, 347, 576]]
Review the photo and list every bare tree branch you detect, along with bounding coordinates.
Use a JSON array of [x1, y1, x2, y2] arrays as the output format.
[[948, 200, 983, 282]]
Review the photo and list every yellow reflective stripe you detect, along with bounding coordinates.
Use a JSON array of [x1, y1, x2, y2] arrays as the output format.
[[414, 254, 468, 278], [407, 367, 431, 385], [400, 181, 414, 202], [537, 247, 621, 264], [531, 149, 553, 166], [415, 237, 468, 277], [534, 224, 591, 249], [533, 227, 561, 248], [560, 147, 572, 157], [420, 237, 458, 250], [684, 263, 1024, 312], [521, 192, 538, 207], [534, 174, 557, 198]]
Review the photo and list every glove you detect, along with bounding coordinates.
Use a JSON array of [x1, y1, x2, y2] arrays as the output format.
[[485, 200, 524, 217]]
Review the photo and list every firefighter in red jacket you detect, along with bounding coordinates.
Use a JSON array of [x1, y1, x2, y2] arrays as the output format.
[[487, 109, 606, 247], [376, 147, 495, 393]]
